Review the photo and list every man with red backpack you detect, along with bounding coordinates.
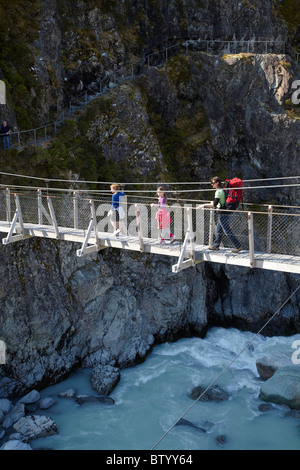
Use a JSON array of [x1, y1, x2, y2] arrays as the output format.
[[223, 177, 244, 211], [197, 176, 243, 253]]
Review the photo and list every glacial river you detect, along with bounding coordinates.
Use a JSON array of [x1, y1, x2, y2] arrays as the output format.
[[32, 327, 300, 450]]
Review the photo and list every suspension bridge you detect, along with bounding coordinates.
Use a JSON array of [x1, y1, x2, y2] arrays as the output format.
[[0, 174, 299, 274]]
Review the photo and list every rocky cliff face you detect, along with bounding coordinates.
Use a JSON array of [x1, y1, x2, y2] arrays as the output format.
[[0, 0, 299, 399], [0, 235, 299, 398], [82, 51, 300, 202], [1, 0, 295, 125], [34, 0, 294, 121]]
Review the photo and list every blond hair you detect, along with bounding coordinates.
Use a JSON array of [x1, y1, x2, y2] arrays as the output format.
[[110, 183, 121, 191]]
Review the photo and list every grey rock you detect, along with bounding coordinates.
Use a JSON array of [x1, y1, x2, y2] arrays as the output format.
[[256, 353, 292, 380], [189, 385, 229, 402], [2, 416, 13, 430], [0, 399, 12, 415], [2, 403, 25, 429], [0, 377, 24, 399], [19, 390, 40, 405], [82, 349, 116, 368], [0, 439, 32, 450], [39, 397, 56, 410], [90, 365, 120, 396], [175, 418, 206, 433], [13, 415, 58, 441], [216, 435, 227, 446], [9, 432, 23, 441], [258, 403, 277, 412], [260, 367, 300, 410], [75, 394, 114, 405]]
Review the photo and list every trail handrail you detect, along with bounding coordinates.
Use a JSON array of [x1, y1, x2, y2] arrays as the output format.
[[2, 36, 289, 150]]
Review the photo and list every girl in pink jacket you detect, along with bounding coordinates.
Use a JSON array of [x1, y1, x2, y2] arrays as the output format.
[[155, 187, 174, 244]]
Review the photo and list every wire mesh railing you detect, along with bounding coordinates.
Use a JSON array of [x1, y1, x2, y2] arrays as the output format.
[[0, 188, 299, 259], [3, 116, 67, 151]]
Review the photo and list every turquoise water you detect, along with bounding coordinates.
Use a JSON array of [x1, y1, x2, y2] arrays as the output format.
[[32, 328, 300, 450]]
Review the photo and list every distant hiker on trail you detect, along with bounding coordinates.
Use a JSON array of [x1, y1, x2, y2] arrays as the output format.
[[197, 176, 242, 253], [108, 183, 126, 236], [155, 186, 174, 244], [0, 121, 11, 150]]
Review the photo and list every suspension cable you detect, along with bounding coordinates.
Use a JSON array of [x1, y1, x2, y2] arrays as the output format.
[[0, 170, 300, 188], [1, 182, 300, 195], [151, 283, 300, 450]]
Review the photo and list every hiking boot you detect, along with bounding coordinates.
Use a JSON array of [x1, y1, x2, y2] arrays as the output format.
[[231, 247, 242, 253], [208, 246, 219, 251]]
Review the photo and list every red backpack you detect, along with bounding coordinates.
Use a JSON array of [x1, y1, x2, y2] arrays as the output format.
[[224, 177, 243, 209]]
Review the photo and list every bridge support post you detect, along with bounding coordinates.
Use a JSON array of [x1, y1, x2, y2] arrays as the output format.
[[267, 205, 273, 253], [187, 207, 195, 264], [172, 208, 197, 273], [209, 208, 214, 247], [76, 199, 106, 257], [76, 218, 97, 257], [38, 189, 53, 225], [248, 212, 255, 268], [135, 204, 144, 252], [47, 197, 60, 239], [3, 194, 27, 245], [73, 191, 79, 229], [5, 188, 11, 223], [90, 199, 100, 247]]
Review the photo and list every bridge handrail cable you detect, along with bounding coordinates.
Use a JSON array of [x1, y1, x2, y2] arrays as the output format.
[[1, 187, 299, 274]]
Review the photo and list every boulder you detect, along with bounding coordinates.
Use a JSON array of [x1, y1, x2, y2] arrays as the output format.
[[216, 435, 227, 446], [258, 403, 277, 412], [90, 365, 120, 396], [9, 432, 23, 441], [0, 439, 32, 450], [13, 415, 58, 441], [0, 399, 12, 415], [259, 367, 300, 410], [75, 394, 114, 405], [18, 390, 40, 405], [175, 418, 206, 433], [2, 403, 25, 429], [39, 397, 56, 410], [256, 353, 292, 380], [189, 385, 229, 402]]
